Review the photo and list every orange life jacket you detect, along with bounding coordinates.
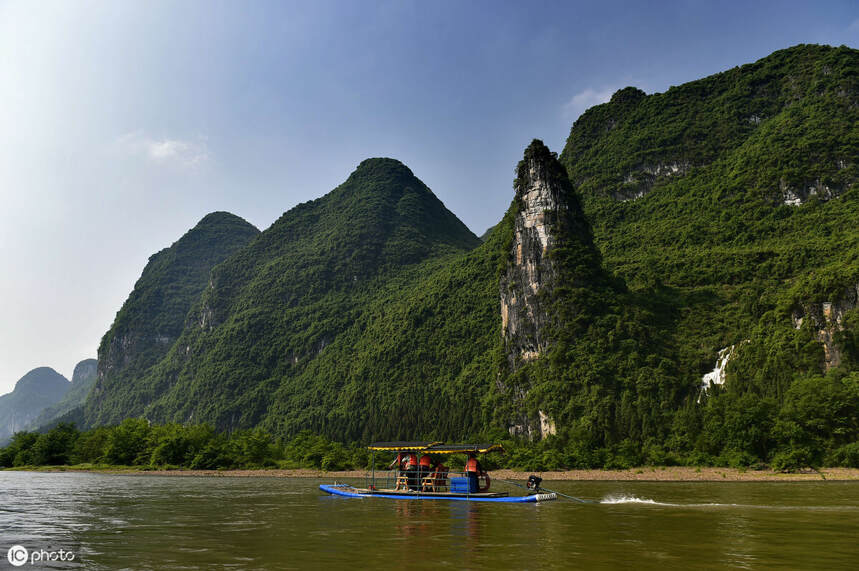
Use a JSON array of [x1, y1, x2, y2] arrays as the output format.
[[419, 454, 432, 467], [465, 457, 479, 473], [405, 453, 418, 468]]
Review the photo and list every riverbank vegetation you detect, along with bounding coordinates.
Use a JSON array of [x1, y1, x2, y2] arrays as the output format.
[[2, 411, 857, 472]]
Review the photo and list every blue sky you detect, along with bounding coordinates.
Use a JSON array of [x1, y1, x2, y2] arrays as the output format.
[[1, 0, 858, 393]]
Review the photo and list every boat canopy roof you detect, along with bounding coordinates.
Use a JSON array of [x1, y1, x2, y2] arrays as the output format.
[[425, 443, 504, 454], [367, 441, 441, 451], [366, 442, 504, 454]]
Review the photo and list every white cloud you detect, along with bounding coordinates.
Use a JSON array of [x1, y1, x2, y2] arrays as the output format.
[[115, 130, 210, 167], [562, 87, 616, 120]]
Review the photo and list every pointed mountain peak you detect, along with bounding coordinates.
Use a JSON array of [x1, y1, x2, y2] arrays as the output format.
[[342, 157, 424, 200], [515, 139, 575, 201], [193, 211, 259, 232], [168, 212, 259, 258], [14, 367, 69, 392], [354, 157, 414, 174], [71, 359, 97, 385], [610, 86, 646, 105]]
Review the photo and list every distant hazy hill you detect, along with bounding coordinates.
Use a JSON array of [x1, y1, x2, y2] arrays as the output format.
[[85, 212, 260, 426], [27, 359, 97, 431], [0, 368, 70, 443]]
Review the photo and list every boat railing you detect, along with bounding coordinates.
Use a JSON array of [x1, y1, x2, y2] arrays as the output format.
[[366, 468, 489, 493]]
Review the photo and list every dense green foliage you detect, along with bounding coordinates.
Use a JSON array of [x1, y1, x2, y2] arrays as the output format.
[[1, 421, 280, 469], [123, 158, 492, 439], [1, 421, 393, 471], [86, 212, 260, 425], [4, 408, 858, 472]]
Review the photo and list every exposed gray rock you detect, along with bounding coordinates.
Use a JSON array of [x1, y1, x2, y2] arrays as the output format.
[[500, 148, 567, 366], [780, 164, 853, 206], [792, 283, 859, 370], [612, 161, 692, 202], [499, 140, 601, 439]]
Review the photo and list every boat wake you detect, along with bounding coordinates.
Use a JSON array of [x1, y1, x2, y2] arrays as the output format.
[[600, 494, 761, 508], [598, 494, 859, 511], [600, 494, 677, 506], [600, 495, 757, 508]]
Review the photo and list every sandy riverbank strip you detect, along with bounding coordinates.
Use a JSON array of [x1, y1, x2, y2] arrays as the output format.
[[14, 466, 859, 481]]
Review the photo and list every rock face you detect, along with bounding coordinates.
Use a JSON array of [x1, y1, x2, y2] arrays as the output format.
[[0, 367, 70, 444], [500, 141, 568, 366], [499, 140, 602, 439], [792, 284, 859, 370], [614, 161, 692, 202], [780, 172, 852, 206]]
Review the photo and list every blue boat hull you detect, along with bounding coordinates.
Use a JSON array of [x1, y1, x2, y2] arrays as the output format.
[[319, 484, 556, 503]]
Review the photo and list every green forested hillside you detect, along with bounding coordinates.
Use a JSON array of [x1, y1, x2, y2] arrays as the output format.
[[124, 158, 488, 437], [86, 212, 260, 426], [555, 44, 859, 467], [78, 44, 859, 470]]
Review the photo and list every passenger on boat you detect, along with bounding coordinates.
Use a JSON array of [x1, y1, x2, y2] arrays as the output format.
[[465, 453, 479, 488], [465, 453, 490, 492], [411, 454, 432, 490], [387, 452, 407, 470], [405, 453, 418, 469], [404, 453, 421, 490], [419, 454, 432, 474], [465, 453, 481, 474], [387, 452, 418, 470], [390, 452, 420, 490]]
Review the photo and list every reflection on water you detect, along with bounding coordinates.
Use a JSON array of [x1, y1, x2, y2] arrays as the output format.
[[1, 472, 857, 570]]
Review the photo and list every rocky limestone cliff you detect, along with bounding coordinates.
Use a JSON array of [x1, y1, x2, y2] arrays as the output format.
[[500, 142, 568, 366], [615, 160, 692, 202], [792, 283, 859, 370], [499, 140, 602, 439]]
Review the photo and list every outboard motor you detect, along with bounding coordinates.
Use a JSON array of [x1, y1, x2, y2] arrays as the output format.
[[526, 475, 543, 491]]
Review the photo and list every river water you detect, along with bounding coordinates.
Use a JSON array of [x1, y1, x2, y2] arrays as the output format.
[[1, 472, 857, 569]]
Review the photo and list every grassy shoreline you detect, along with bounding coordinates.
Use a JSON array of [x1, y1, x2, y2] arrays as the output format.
[[5, 465, 859, 481]]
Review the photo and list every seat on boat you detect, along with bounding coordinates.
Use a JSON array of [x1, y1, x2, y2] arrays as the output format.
[[395, 472, 409, 490], [421, 466, 449, 492]]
